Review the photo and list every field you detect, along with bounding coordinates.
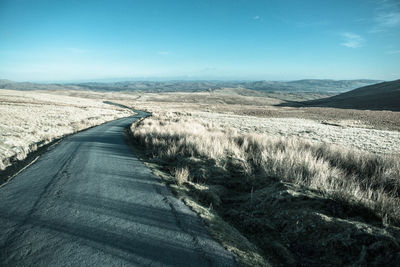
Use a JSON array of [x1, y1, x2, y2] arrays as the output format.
[[1, 86, 399, 266], [124, 89, 400, 266], [0, 89, 133, 177]]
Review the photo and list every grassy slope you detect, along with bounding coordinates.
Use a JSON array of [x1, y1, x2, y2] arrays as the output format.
[[130, 114, 400, 266], [302, 79, 400, 111]]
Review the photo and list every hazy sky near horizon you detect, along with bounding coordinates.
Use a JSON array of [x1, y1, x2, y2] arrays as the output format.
[[0, 0, 399, 82]]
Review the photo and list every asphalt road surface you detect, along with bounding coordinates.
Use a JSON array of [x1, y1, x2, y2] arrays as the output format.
[[0, 111, 235, 266]]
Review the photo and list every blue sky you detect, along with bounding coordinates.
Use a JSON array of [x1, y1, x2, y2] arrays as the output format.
[[0, 0, 399, 82]]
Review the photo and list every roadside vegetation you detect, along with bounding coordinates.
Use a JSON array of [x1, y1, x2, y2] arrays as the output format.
[[131, 113, 400, 266], [0, 90, 132, 177]]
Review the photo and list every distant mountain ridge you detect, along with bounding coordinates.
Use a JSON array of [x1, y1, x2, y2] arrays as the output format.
[[300, 79, 400, 111], [0, 79, 382, 93]]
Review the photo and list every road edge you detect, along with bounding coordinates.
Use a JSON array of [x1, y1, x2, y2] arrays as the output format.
[[124, 118, 269, 267], [0, 101, 137, 187]]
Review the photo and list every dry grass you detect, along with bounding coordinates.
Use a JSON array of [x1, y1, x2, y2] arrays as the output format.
[[131, 113, 400, 265], [174, 166, 190, 185], [184, 111, 400, 155], [124, 88, 400, 132], [122, 92, 400, 155], [226, 105, 400, 132], [0, 89, 133, 171], [132, 114, 400, 222]]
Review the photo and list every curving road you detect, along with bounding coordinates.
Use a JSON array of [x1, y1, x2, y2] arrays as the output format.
[[0, 111, 235, 266]]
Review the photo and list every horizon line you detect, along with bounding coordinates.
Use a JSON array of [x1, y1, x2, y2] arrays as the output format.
[[0, 77, 388, 84]]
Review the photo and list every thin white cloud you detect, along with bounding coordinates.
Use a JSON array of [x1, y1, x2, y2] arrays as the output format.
[[371, 0, 400, 32], [157, 51, 169, 55], [386, 49, 400, 54], [376, 11, 400, 27], [340, 33, 364, 48]]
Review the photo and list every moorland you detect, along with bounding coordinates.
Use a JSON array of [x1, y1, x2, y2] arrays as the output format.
[[1, 79, 399, 266]]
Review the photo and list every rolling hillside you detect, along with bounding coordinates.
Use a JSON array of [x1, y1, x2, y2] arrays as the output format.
[[300, 79, 400, 111]]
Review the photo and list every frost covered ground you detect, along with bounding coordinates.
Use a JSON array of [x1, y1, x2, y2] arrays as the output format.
[[0, 90, 133, 170], [188, 111, 400, 155]]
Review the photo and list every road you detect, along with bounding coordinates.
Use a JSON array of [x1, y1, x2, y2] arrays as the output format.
[[0, 111, 235, 266]]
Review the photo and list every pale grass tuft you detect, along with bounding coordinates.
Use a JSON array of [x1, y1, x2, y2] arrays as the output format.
[[174, 166, 190, 185]]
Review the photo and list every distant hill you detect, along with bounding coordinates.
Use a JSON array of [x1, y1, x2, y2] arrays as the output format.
[[0, 79, 382, 93], [241, 79, 382, 93], [72, 81, 226, 92], [299, 79, 400, 111], [0, 79, 79, 91]]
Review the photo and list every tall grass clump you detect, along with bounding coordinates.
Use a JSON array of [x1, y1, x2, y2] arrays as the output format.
[[174, 166, 190, 185], [131, 114, 400, 225]]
